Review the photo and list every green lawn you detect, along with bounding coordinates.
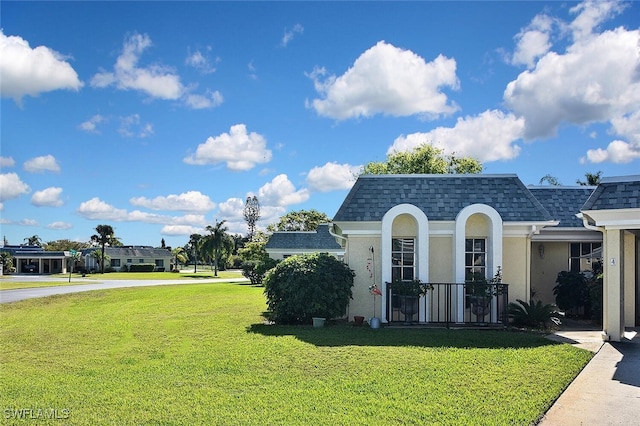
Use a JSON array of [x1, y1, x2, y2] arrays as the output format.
[[0, 283, 592, 425], [0, 270, 245, 290]]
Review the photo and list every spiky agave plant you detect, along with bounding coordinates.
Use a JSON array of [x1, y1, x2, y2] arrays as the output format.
[[508, 299, 560, 329]]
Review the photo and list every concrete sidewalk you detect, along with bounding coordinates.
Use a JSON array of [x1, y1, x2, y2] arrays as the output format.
[[540, 325, 640, 425]]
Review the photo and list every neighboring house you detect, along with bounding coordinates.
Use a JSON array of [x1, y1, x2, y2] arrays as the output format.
[[528, 186, 602, 306], [265, 224, 344, 260], [579, 176, 640, 341], [0, 245, 69, 274], [267, 173, 638, 341], [82, 246, 173, 272]]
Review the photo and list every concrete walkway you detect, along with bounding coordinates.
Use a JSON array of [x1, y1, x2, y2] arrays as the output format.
[[540, 322, 640, 425], [0, 274, 250, 304]]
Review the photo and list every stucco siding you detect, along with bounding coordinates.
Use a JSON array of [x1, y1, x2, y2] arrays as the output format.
[[345, 236, 380, 319], [530, 242, 569, 305], [429, 236, 453, 282], [503, 236, 529, 303], [624, 231, 636, 327]]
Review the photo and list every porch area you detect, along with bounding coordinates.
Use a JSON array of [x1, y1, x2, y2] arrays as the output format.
[[385, 282, 510, 327]]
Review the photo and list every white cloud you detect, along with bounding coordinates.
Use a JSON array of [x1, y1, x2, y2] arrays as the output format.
[[79, 114, 106, 133], [47, 221, 73, 230], [511, 14, 554, 68], [569, 0, 626, 43], [77, 197, 129, 221], [217, 197, 245, 220], [184, 90, 223, 109], [0, 156, 15, 168], [504, 10, 640, 139], [0, 172, 31, 210], [185, 48, 217, 74], [582, 140, 640, 164], [161, 225, 205, 236], [610, 111, 640, 145], [31, 187, 64, 207], [282, 24, 304, 47], [91, 33, 222, 109], [0, 30, 83, 103], [18, 219, 39, 227], [118, 114, 154, 138], [77, 197, 207, 226], [91, 33, 184, 100], [130, 191, 215, 212], [389, 110, 525, 162], [183, 124, 272, 171], [307, 41, 459, 120], [306, 162, 360, 192], [256, 174, 309, 206], [24, 155, 61, 173]]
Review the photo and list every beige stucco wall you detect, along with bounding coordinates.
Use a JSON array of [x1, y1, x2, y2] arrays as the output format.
[[429, 236, 453, 282], [344, 235, 381, 320], [503, 236, 530, 303], [624, 231, 637, 327], [530, 242, 569, 305]]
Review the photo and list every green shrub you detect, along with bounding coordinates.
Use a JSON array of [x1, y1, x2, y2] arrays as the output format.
[[242, 258, 277, 286], [263, 252, 355, 324], [508, 299, 560, 329], [553, 271, 590, 314], [128, 264, 156, 272]]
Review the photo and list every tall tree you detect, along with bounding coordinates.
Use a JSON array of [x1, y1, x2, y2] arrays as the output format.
[[171, 247, 189, 272], [577, 171, 602, 186], [539, 174, 561, 186], [24, 235, 42, 247], [266, 209, 331, 232], [243, 196, 261, 240], [44, 239, 90, 252], [360, 143, 483, 175], [188, 233, 203, 273], [204, 220, 231, 276], [90, 225, 117, 274]]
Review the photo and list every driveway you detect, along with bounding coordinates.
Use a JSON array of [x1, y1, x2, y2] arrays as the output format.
[[540, 322, 640, 425], [0, 274, 250, 304]]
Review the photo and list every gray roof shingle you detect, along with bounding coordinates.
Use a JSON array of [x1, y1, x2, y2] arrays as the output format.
[[582, 175, 640, 211], [528, 186, 595, 227], [265, 224, 342, 250], [333, 174, 554, 222]]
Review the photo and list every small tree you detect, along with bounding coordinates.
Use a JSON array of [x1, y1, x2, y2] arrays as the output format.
[[266, 209, 331, 232], [243, 196, 261, 240], [239, 241, 276, 286], [90, 225, 117, 274], [553, 271, 590, 316], [263, 253, 355, 324]]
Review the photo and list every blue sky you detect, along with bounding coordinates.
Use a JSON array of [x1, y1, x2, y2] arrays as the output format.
[[1, 1, 639, 248]]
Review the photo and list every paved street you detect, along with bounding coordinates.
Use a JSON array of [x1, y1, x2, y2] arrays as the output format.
[[0, 274, 249, 304]]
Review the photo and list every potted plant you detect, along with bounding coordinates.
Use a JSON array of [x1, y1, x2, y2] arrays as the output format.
[[388, 278, 432, 324], [465, 267, 503, 319]]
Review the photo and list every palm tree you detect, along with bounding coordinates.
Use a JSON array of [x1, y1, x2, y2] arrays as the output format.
[[204, 220, 230, 277], [90, 224, 117, 274], [577, 171, 602, 186], [171, 247, 189, 272], [188, 233, 203, 273], [24, 235, 42, 247]]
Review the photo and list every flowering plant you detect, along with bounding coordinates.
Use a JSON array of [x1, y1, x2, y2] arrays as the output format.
[[369, 284, 382, 318]]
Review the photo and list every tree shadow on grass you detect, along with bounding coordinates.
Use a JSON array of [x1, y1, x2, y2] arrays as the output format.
[[246, 322, 560, 349]]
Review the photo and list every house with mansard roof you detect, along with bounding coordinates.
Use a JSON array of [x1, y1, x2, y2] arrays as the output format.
[[266, 173, 639, 341], [265, 224, 344, 260]]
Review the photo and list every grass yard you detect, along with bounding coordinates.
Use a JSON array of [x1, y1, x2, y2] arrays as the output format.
[[0, 270, 245, 290], [0, 283, 592, 425]]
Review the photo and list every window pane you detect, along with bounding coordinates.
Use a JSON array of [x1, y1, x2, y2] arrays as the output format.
[[403, 268, 414, 280], [465, 239, 473, 252], [474, 239, 485, 252], [403, 253, 414, 266], [474, 254, 485, 267]]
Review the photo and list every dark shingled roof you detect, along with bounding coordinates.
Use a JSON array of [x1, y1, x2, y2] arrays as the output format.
[[83, 246, 172, 258], [333, 174, 554, 222], [582, 175, 640, 211], [265, 224, 342, 250], [528, 187, 595, 228]]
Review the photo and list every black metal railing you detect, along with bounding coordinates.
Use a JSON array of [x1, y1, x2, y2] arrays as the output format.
[[385, 282, 509, 327]]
